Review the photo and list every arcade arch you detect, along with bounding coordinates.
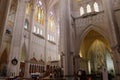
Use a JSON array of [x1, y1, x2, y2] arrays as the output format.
[[79, 30, 115, 79]]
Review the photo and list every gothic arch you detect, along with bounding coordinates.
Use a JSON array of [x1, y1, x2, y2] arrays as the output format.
[[76, 24, 111, 54], [34, 0, 46, 15], [40, 0, 46, 12], [47, 0, 59, 13], [8, 0, 18, 22]]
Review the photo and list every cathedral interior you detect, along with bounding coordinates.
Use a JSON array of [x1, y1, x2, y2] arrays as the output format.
[[0, 0, 120, 80]]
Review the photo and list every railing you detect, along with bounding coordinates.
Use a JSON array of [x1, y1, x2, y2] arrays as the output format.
[[0, 74, 115, 80]]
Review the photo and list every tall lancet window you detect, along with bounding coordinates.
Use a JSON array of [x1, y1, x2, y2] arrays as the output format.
[[94, 2, 99, 12], [8, 0, 18, 24], [26, 1, 31, 15], [80, 7, 84, 16], [47, 11, 56, 42], [48, 11, 55, 32], [34, 0, 44, 25], [87, 4, 91, 13]]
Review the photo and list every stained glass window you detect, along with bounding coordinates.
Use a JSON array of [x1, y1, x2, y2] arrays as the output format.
[[8, 0, 18, 23], [80, 7, 84, 16], [26, 2, 31, 15], [24, 19, 29, 29], [94, 2, 99, 12], [87, 4, 91, 13], [48, 11, 55, 32], [34, 0, 44, 25]]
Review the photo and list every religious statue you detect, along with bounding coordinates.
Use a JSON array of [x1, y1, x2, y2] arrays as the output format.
[[97, 52, 104, 69]]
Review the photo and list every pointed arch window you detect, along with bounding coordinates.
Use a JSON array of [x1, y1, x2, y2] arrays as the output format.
[[24, 19, 29, 29], [8, 0, 18, 23], [26, 1, 31, 15], [94, 2, 99, 12], [33, 26, 37, 33], [37, 28, 40, 34], [80, 7, 84, 16], [34, 0, 44, 25], [40, 29, 43, 35], [47, 11, 56, 42], [87, 4, 91, 13], [47, 34, 50, 40], [48, 11, 55, 32]]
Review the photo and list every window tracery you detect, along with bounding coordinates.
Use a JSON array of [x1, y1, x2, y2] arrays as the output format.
[[34, 0, 44, 25], [94, 2, 99, 12], [24, 19, 29, 29], [47, 11, 55, 42], [26, 1, 31, 15], [80, 7, 84, 16], [8, 0, 18, 24], [79, 2, 100, 16], [33, 25, 43, 35], [87, 4, 91, 13], [48, 11, 55, 32]]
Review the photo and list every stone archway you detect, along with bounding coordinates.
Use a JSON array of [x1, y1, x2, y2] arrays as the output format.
[[77, 30, 115, 80], [76, 24, 112, 55]]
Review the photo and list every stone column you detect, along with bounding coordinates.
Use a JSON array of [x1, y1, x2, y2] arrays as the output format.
[[59, 0, 74, 79], [7, 0, 26, 77], [44, 3, 47, 67], [73, 55, 80, 74], [111, 47, 120, 80], [102, 0, 120, 80], [101, 0, 120, 45], [24, 0, 36, 77]]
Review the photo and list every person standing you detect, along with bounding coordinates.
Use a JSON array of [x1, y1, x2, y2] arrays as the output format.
[[77, 70, 82, 80]]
